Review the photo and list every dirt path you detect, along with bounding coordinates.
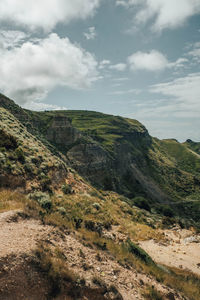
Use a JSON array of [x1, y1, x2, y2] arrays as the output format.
[[0, 210, 187, 300], [139, 228, 200, 276], [0, 210, 52, 257]]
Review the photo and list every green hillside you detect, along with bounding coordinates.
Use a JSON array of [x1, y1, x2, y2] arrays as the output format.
[[1, 94, 200, 225], [159, 139, 200, 175], [184, 139, 200, 155], [0, 107, 68, 191]]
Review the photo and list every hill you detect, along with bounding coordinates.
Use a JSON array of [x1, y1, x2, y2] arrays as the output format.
[[23, 109, 200, 203], [1, 94, 200, 300]]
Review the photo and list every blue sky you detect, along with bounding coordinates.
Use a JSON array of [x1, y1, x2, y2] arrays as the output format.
[[0, 0, 200, 141]]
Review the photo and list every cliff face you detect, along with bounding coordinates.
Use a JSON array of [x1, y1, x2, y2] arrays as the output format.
[[46, 116, 81, 150], [35, 112, 171, 201]]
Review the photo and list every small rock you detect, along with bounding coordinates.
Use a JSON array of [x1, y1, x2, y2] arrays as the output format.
[[166, 292, 176, 300]]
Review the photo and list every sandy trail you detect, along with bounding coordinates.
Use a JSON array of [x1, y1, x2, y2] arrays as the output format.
[[139, 229, 200, 276], [0, 210, 52, 257], [0, 210, 187, 299]]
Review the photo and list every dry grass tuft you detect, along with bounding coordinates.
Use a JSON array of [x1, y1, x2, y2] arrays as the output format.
[[0, 189, 26, 212]]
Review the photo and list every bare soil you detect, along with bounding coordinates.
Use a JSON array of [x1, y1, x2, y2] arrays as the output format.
[[139, 228, 200, 276], [0, 210, 189, 299]]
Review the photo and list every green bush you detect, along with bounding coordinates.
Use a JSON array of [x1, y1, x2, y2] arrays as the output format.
[[162, 216, 175, 227], [0, 129, 18, 149], [29, 192, 52, 211], [92, 203, 101, 210], [133, 196, 151, 211], [24, 163, 33, 174], [15, 147, 25, 163], [158, 205, 174, 217], [40, 176, 51, 192], [127, 239, 154, 265], [62, 184, 73, 194], [57, 207, 67, 216]]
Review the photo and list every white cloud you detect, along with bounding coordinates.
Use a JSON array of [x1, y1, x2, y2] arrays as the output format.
[[150, 73, 200, 109], [0, 30, 28, 49], [99, 61, 126, 72], [116, 0, 140, 8], [0, 0, 101, 31], [188, 42, 200, 62], [117, 0, 200, 32], [112, 77, 129, 82], [24, 101, 67, 111], [109, 63, 127, 71], [128, 50, 168, 71], [109, 88, 141, 95], [84, 26, 97, 40], [169, 58, 189, 69], [99, 59, 111, 69], [0, 33, 98, 106], [128, 50, 188, 72]]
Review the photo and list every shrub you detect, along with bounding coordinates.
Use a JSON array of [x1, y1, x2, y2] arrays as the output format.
[[5, 159, 12, 171], [62, 184, 73, 194], [15, 147, 25, 163], [84, 220, 95, 231], [74, 217, 83, 229], [24, 163, 33, 174], [127, 239, 154, 265], [133, 196, 151, 211], [31, 157, 40, 166], [40, 176, 51, 192], [57, 207, 67, 216], [143, 286, 164, 300], [84, 220, 103, 236], [159, 205, 174, 217], [0, 152, 6, 163], [92, 202, 101, 210], [34, 244, 77, 297], [162, 216, 175, 227], [29, 192, 52, 211], [0, 129, 18, 149]]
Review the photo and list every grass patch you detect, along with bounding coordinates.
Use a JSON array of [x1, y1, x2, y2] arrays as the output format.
[[0, 189, 26, 212], [34, 243, 79, 298], [143, 286, 164, 300]]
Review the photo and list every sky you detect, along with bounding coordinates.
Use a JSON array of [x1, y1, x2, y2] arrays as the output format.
[[0, 0, 200, 141]]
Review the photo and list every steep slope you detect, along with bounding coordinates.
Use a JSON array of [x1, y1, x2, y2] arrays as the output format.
[[159, 139, 200, 176], [0, 107, 68, 191], [184, 139, 200, 155], [24, 110, 200, 203], [1, 94, 200, 203]]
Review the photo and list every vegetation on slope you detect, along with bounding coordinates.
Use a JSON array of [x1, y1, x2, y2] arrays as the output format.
[[1, 95, 200, 220], [160, 139, 200, 175], [24, 189, 200, 300], [184, 139, 200, 155], [0, 107, 67, 191], [26, 109, 200, 203], [1, 94, 200, 299]]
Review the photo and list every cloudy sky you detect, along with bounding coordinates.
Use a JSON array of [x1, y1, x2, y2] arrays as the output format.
[[0, 0, 200, 141]]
